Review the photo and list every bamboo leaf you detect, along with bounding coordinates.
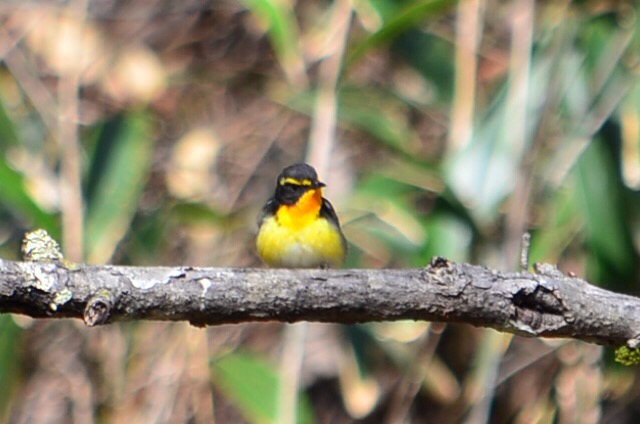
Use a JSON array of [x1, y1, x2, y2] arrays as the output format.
[[84, 112, 154, 263]]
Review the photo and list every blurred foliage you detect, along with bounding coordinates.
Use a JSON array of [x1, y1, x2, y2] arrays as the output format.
[[0, 316, 21, 420], [84, 112, 155, 263], [212, 352, 314, 424], [0, 0, 640, 423]]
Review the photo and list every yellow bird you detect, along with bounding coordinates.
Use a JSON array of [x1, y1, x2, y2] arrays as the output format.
[[256, 163, 347, 268]]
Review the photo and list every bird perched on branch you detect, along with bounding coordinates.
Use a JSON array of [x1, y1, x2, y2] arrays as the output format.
[[256, 163, 346, 268]]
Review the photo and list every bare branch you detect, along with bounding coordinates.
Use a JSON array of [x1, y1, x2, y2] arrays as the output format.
[[1, 257, 639, 347]]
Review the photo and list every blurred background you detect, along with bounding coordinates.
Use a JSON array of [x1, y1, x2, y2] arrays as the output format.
[[0, 0, 639, 422]]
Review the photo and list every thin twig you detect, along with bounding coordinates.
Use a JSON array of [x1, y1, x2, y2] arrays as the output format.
[[448, 0, 484, 151], [57, 0, 88, 262], [520, 232, 531, 272], [306, 0, 352, 177]]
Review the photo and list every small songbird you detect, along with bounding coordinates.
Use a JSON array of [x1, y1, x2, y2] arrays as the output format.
[[256, 163, 347, 268]]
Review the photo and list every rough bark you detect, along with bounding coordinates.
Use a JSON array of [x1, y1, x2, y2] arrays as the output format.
[[1, 257, 639, 347]]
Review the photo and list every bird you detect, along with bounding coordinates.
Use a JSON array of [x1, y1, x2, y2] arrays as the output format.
[[256, 163, 347, 268]]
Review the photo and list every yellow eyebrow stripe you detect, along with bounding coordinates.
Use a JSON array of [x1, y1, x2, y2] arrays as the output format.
[[279, 177, 312, 186]]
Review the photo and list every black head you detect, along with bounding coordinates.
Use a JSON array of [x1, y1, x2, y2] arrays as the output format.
[[274, 163, 325, 205]]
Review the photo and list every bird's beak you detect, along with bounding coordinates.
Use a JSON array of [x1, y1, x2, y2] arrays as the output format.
[[314, 181, 326, 189]]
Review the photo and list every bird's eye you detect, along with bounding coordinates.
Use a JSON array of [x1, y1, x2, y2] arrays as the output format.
[[282, 182, 309, 199]]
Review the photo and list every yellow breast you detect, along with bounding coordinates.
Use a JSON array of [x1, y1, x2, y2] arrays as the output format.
[[256, 192, 345, 268]]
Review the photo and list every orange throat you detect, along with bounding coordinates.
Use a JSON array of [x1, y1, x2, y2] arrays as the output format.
[[276, 189, 323, 230]]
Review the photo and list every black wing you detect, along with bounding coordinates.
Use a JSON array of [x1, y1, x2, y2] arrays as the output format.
[[257, 198, 279, 228], [320, 198, 342, 229], [321, 198, 347, 257]]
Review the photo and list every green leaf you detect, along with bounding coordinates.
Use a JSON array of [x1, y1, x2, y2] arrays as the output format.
[[169, 203, 226, 225], [392, 30, 455, 103], [418, 212, 472, 265], [346, 0, 455, 69], [444, 48, 556, 224], [0, 93, 57, 237], [84, 112, 154, 263], [0, 156, 59, 238], [528, 184, 583, 266], [211, 352, 314, 424], [574, 136, 638, 290], [339, 88, 421, 154], [0, 316, 21, 418], [282, 87, 421, 156], [241, 0, 302, 74], [0, 97, 19, 150], [578, 16, 618, 72]]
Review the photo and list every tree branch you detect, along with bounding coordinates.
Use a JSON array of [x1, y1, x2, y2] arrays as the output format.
[[1, 257, 639, 347]]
